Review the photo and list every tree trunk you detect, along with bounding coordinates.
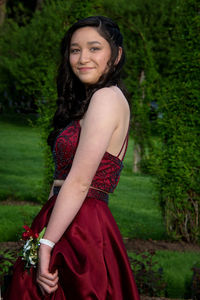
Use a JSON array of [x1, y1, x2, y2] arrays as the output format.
[[133, 143, 142, 173], [0, 0, 6, 26], [132, 70, 145, 173]]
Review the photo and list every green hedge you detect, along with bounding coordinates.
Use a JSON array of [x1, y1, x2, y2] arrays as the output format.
[[153, 0, 200, 243]]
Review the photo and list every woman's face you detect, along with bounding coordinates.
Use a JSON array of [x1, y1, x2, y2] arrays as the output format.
[[69, 26, 111, 85]]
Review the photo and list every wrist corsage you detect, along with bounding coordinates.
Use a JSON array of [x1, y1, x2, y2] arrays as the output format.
[[21, 225, 46, 269]]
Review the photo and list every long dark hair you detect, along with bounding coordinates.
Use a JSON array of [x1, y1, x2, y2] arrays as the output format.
[[47, 16, 126, 148]]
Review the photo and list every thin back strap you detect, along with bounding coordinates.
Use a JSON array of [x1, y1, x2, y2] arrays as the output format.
[[117, 126, 130, 160]]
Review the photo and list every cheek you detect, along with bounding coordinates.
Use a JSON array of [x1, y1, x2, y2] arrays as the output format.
[[102, 50, 111, 66], [98, 52, 110, 65], [69, 56, 76, 69], [100, 54, 111, 70]]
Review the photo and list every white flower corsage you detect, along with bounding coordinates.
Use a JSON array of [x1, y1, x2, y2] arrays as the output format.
[[21, 225, 46, 269]]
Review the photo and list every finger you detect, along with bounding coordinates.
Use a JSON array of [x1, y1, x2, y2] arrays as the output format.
[[49, 269, 58, 280], [37, 279, 58, 294], [37, 275, 59, 288], [39, 269, 59, 281], [39, 284, 58, 295]]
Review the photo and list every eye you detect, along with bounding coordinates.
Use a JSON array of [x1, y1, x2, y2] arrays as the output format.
[[70, 48, 80, 54], [90, 47, 100, 52]]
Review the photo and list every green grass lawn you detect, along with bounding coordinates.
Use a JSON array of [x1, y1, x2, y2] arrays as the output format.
[[110, 139, 166, 240], [0, 204, 41, 242], [0, 113, 44, 202], [154, 250, 199, 298], [129, 250, 200, 298], [110, 147, 166, 239]]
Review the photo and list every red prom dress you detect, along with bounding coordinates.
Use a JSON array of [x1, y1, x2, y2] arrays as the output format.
[[5, 120, 140, 300]]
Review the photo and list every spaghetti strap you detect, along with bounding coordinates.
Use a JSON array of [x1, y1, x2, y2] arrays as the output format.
[[117, 125, 130, 160]]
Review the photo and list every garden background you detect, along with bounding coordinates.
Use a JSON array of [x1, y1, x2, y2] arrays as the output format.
[[0, 0, 200, 299]]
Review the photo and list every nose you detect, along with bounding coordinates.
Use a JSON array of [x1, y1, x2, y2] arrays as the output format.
[[79, 49, 90, 64]]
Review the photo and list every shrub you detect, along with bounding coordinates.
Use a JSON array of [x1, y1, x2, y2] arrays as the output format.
[[153, 0, 200, 243], [0, 1, 65, 112], [129, 250, 166, 297], [0, 248, 19, 292]]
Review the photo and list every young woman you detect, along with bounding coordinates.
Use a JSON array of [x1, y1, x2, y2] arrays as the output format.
[[6, 16, 140, 300]]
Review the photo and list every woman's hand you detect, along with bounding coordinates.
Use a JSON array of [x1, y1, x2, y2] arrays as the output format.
[[36, 244, 59, 295]]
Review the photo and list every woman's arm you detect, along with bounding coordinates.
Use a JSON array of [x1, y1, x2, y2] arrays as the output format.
[[43, 88, 123, 243], [37, 88, 129, 293]]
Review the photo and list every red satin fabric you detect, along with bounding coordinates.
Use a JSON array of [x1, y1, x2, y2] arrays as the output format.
[[5, 120, 140, 299], [6, 196, 140, 299]]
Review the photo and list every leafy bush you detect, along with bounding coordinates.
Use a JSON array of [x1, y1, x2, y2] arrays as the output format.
[[0, 248, 19, 291], [129, 250, 166, 297], [152, 0, 200, 243], [0, 1, 76, 112]]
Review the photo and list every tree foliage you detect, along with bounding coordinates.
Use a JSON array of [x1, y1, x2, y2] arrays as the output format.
[[0, 0, 103, 201], [5, 0, 36, 26], [153, 0, 200, 243]]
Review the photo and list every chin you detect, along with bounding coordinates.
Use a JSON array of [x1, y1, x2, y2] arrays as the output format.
[[77, 73, 99, 85], [80, 79, 99, 85]]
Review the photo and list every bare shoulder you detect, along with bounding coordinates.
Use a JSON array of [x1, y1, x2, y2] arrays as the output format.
[[90, 86, 130, 113]]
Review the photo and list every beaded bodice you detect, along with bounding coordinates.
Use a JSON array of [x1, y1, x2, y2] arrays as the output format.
[[53, 120, 128, 194]]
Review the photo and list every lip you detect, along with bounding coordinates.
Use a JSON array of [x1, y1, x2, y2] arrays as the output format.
[[78, 67, 94, 72]]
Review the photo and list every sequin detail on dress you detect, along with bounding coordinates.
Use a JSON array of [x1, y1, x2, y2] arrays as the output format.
[[53, 120, 125, 194]]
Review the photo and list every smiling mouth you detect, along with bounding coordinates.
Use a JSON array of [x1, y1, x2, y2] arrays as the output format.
[[78, 67, 94, 72]]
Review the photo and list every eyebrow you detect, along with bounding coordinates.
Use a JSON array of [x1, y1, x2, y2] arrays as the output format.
[[70, 41, 102, 47]]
